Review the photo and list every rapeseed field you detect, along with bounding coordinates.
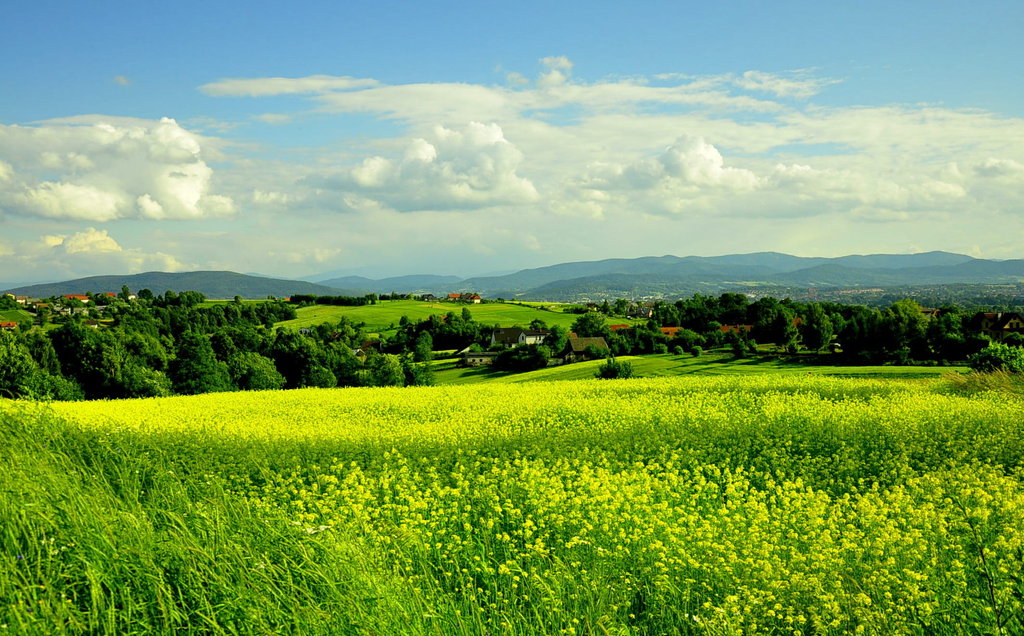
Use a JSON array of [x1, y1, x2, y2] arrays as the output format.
[[3, 376, 1023, 634]]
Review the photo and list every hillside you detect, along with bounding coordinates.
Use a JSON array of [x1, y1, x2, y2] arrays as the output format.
[[301, 250, 1021, 301], [2, 271, 353, 299], [8, 251, 1023, 302]]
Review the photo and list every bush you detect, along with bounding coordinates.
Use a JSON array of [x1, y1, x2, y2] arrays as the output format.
[[691, 346, 703, 358], [968, 342, 1024, 374], [595, 357, 634, 379]]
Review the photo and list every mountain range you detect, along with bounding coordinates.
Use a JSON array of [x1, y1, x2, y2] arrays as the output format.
[[4, 251, 1022, 301]]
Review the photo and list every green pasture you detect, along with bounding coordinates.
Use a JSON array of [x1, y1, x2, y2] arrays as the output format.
[[433, 352, 965, 385], [276, 300, 636, 332], [0, 309, 34, 324]]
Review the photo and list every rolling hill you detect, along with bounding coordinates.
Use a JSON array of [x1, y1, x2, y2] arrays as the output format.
[[2, 271, 354, 300], [7, 251, 1022, 302]]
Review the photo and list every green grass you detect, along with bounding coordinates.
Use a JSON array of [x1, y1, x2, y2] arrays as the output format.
[[0, 309, 34, 324], [433, 352, 965, 385], [276, 300, 638, 332]]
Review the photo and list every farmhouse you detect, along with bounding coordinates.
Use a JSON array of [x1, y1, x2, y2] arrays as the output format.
[[973, 312, 1024, 341], [490, 328, 549, 348], [0, 321, 18, 330], [462, 350, 499, 367], [446, 292, 482, 304], [563, 336, 610, 363]]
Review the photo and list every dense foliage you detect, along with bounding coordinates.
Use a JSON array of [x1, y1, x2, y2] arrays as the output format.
[[1, 289, 1018, 400], [3, 376, 1023, 634]]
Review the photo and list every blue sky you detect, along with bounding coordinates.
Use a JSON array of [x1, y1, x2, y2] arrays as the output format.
[[2, 0, 1023, 283]]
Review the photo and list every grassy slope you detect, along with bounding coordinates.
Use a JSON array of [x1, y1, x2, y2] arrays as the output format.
[[0, 309, 34, 323], [276, 300, 636, 332], [433, 352, 964, 385]]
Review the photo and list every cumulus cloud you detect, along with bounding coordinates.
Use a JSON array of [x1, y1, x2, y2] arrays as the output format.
[[0, 117, 234, 221], [200, 75, 380, 97], [314, 122, 538, 211], [0, 229, 192, 280], [974, 157, 1024, 179]]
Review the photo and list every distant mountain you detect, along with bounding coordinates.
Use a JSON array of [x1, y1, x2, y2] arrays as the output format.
[[451, 251, 1022, 301], [8, 252, 1021, 303], [316, 274, 463, 294], [2, 271, 354, 299]]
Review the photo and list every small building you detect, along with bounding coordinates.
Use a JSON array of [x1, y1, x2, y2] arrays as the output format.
[[62, 294, 91, 304], [719, 324, 754, 334], [0, 321, 18, 330], [973, 312, 1024, 341], [463, 350, 499, 367], [490, 328, 549, 348], [563, 336, 610, 363], [421, 294, 437, 302]]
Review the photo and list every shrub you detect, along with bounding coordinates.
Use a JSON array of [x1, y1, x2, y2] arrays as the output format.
[[595, 356, 634, 379], [968, 342, 1024, 374]]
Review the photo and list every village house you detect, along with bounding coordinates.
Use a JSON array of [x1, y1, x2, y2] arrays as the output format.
[[420, 294, 437, 302], [490, 327, 550, 348], [719, 324, 754, 334], [563, 336, 610, 363], [462, 350, 499, 367], [973, 312, 1024, 341], [446, 292, 482, 304], [0, 321, 19, 330]]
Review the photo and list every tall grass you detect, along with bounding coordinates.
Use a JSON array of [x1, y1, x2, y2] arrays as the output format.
[[3, 375, 1024, 634]]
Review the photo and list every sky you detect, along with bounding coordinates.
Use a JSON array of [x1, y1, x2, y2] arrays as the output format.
[[2, 0, 1023, 284]]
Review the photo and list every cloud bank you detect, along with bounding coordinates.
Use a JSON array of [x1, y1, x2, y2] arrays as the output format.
[[0, 117, 234, 222]]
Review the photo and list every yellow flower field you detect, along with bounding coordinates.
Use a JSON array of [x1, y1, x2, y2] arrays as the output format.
[[5, 376, 1024, 634]]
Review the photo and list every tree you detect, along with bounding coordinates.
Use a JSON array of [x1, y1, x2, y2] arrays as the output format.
[[801, 303, 834, 352], [0, 330, 39, 398], [413, 331, 434, 362], [494, 344, 551, 372], [170, 332, 231, 394], [228, 352, 286, 391], [403, 360, 435, 386], [367, 353, 405, 387], [571, 312, 611, 339], [968, 343, 1024, 374]]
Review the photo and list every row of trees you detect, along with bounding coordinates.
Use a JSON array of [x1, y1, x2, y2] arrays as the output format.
[[571, 295, 1000, 364], [0, 292, 432, 401]]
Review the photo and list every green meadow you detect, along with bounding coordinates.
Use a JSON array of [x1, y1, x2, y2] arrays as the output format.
[[275, 300, 634, 333], [432, 352, 965, 385]]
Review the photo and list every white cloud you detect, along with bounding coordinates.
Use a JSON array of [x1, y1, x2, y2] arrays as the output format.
[[313, 122, 538, 211], [113, 75, 131, 86], [974, 157, 1024, 179], [199, 75, 380, 97], [538, 56, 574, 87], [0, 117, 235, 221], [60, 227, 121, 254], [732, 70, 839, 99]]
